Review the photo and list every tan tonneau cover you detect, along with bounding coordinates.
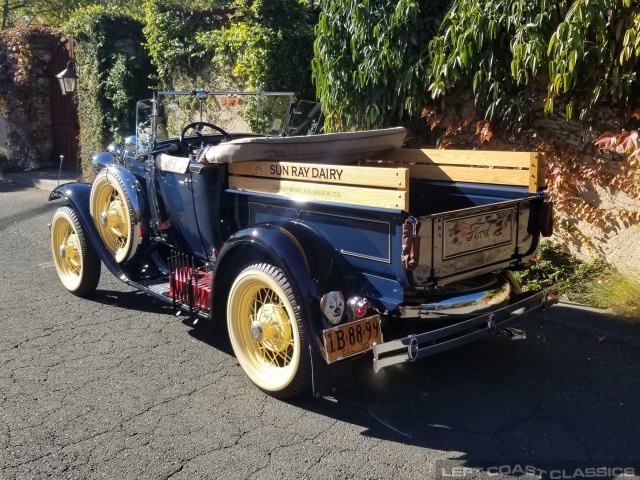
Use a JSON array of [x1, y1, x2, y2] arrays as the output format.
[[197, 127, 408, 164]]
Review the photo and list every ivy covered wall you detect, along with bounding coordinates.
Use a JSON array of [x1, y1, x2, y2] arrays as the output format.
[[58, 0, 316, 176], [143, 0, 316, 97], [421, 0, 640, 268], [64, 6, 155, 176]]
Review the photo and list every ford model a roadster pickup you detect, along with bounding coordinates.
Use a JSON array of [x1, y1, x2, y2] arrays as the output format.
[[49, 90, 557, 398]]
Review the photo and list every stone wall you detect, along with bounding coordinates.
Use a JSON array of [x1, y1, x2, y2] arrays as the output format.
[[554, 177, 640, 273], [1, 26, 60, 170], [533, 107, 640, 272]]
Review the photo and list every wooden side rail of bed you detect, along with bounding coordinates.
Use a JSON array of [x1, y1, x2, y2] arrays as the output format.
[[372, 149, 546, 194]]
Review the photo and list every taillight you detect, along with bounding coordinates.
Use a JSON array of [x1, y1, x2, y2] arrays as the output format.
[[347, 296, 370, 319]]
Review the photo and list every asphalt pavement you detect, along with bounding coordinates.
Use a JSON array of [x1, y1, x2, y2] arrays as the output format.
[[1, 177, 640, 480]]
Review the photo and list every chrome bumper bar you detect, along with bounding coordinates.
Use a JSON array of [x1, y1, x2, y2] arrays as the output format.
[[372, 288, 558, 373]]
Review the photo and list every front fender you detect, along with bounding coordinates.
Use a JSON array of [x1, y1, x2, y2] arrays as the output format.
[[49, 182, 125, 281]]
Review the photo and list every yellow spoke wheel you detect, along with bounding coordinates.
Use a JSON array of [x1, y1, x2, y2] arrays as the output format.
[[90, 169, 135, 264], [227, 263, 310, 398], [50, 206, 101, 297]]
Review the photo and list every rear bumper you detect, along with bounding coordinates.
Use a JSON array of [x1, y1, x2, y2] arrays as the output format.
[[372, 287, 558, 373]]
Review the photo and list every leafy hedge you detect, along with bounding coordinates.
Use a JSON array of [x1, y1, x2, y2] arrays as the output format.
[[64, 6, 155, 175], [313, 0, 429, 131], [144, 0, 316, 97], [142, 0, 227, 88], [426, 0, 640, 128]]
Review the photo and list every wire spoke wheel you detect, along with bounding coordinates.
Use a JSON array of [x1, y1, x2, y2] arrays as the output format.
[[90, 169, 136, 264], [227, 263, 310, 398], [50, 206, 100, 297]]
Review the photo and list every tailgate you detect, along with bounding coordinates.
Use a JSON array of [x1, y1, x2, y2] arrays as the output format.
[[411, 198, 539, 286]]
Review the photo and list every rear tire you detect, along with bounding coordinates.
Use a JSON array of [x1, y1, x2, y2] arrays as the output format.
[[50, 206, 101, 297], [89, 169, 136, 264], [227, 263, 311, 398]]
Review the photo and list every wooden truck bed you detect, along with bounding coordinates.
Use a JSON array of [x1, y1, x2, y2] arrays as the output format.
[[226, 147, 546, 212], [214, 131, 548, 288]]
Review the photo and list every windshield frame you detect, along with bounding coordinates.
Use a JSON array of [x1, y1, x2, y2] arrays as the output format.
[[156, 90, 293, 142]]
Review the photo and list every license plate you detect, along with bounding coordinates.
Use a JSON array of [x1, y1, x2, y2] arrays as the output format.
[[322, 315, 382, 363]]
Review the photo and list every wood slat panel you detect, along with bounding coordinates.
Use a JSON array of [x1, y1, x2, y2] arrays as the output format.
[[380, 148, 534, 168], [229, 176, 408, 210], [404, 164, 531, 187], [229, 161, 408, 189], [529, 153, 546, 193], [374, 148, 546, 193]]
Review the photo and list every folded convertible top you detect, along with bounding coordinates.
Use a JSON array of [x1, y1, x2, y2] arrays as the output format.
[[197, 127, 408, 165]]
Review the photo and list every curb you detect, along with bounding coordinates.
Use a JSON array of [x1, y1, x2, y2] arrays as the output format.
[[0, 169, 80, 192]]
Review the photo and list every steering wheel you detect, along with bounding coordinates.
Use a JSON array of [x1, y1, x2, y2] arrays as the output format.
[[179, 122, 231, 152]]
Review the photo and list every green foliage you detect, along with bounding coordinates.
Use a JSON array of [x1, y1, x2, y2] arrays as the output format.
[[426, 0, 640, 128], [514, 241, 611, 306], [2, 0, 145, 29], [197, 0, 316, 97], [143, 0, 315, 95], [591, 269, 640, 320], [0, 148, 15, 173], [142, 0, 227, 87], [313, 0, 447, 131], [65, 5, 154, 174]]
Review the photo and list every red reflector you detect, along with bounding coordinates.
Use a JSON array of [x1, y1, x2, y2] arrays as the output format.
[[354, 306, 367, 317]]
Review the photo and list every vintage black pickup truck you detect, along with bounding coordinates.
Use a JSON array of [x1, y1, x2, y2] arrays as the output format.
[[49, 90, 557, 398]]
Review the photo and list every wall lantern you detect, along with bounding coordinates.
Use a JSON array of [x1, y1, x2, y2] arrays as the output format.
[[0, 63, 10, 95], [55, 60, 77, 96]]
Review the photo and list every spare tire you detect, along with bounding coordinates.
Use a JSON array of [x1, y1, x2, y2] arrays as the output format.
[[89, 167, 139, 264]]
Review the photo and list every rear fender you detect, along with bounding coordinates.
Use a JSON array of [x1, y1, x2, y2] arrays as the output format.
[[280, 220, 403, 314], [213, 223, 354, 395], [213, 223, 350, 349], [49, 182, 125, 280], [213, 224, 319, 319]]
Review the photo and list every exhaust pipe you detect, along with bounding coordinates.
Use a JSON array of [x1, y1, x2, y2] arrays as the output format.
[[499, 327, 526, 340]]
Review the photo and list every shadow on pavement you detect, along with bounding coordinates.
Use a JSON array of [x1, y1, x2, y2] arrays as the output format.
[[79, 287, 640, 478], [286, 305, 640, 478]]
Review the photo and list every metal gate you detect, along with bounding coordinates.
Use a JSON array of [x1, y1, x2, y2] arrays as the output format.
[[48, 38, 79, 171]]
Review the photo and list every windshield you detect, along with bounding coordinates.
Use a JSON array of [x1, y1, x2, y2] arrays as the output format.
[[136, 91, 296, 155]]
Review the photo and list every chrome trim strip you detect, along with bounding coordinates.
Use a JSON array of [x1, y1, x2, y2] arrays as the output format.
[[339, 249, 390, 263]]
